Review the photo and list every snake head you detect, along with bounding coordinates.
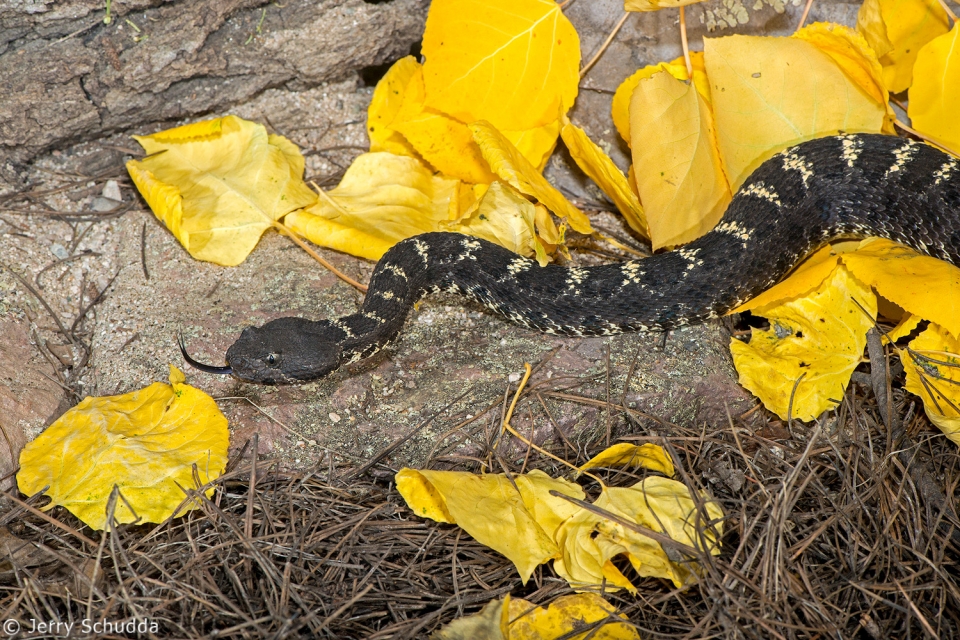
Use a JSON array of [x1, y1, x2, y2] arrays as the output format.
[[225, 317, 344, 384]]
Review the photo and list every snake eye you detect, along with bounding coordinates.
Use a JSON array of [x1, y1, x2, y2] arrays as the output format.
[[266, 352, 281, 367]]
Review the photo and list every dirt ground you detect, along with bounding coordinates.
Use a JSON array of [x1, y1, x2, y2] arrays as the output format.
[[1, 0, 958, 637]]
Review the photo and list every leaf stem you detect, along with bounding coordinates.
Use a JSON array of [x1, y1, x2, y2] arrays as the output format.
[[271, 218, 368, 293], [894, 119, 960, 158], [796, 0, 815, 31], [936, 0, 957, 23], [679, 7, 693, 80]]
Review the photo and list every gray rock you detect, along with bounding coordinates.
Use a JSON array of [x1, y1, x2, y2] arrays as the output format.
[[0, 0, 429, 181]]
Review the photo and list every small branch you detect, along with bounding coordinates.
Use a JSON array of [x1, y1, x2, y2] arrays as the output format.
[[581, 12, 631, 80]]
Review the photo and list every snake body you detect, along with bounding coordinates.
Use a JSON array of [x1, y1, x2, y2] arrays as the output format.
[[182, 134, 960, 384]]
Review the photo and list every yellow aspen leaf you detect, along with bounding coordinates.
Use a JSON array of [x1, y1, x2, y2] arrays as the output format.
[[598, 479, 723, 585], [730, 266, 877, 421], [793, 22, 896, 133], [285, 153, 461, 262], [506, 594, 640, 640], [421, 0, 579, 132], [732, 245, 839, 313], [625, 0, 707, 9], [553, 478, 723, 591], [126, 116, 317, 267], [451, 181, 540, 262], [856, 0, 949, 93], [856, 0, 894, 58], [578, 443, 674, 477], [398, 466, 720, 592], [560, 122, 649, 239], [435, 594, 639, 640], [513, 470, 588, 541], [504, 118, 564, 174], [534, 204, 560, 245], [611, 52, 709, 146], [433, 596, 509, 640], [839, 238, 960, 340], [552, 505, 639, 593], [17, 366, 229, 530], [629, 71, 731, 249], [704, 34, 886, 189], [909, 23, 960, 155], [471, 121, 594, 234], [885, 313, 922, 344], [903, 324, 960, 445], [452, 182, 489, 224], [388, 62, 562, 182], [396, 468, 585, 583], [393, 66, 498, 184], [532, 206, 559, 265], [367, 56, 421, 157]]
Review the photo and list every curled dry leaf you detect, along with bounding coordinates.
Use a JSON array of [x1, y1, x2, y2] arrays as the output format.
[[433, 593, 640, 640], [909, 23, 960, 155], [730, 266, 877, 421], [455, 181, 546, 265], [287, 154, 559, 263], [578, 443, 674, 476], [431, 595, 508, 639], [611, 52, 709, 147], [421, 0, 580, 132], [856, 0, 950, 93], [17, 367, 229, 530], [286, 153, 461, 262], [397, 444, 722, 592], [396, 468, 582, 583], [839, 238, 960, 340], [904, 324, 960, 446], [629, 70, 730, 249], [505, 594, 639, 640], [553, 477, 723, 591], [560, 122, 648, 239], [471, 121, 593, 234], [126, 116, 317, 266]]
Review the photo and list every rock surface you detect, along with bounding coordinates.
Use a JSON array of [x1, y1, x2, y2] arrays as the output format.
[[0, 0, 864, 472], [0, 279, 67, 490], [0, 0, 429, 185]]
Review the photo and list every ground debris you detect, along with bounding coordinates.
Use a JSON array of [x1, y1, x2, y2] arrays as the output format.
[[1, 377, 958, 638]]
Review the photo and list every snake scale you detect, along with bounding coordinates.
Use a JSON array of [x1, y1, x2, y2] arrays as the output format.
[[180, 134, 960, 385]]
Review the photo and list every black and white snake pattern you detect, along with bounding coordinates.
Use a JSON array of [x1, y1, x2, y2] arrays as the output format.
[[179, 134, 960, 384]]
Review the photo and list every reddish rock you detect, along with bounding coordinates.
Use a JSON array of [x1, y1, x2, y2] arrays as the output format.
[[0, 319, 66, 490]]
